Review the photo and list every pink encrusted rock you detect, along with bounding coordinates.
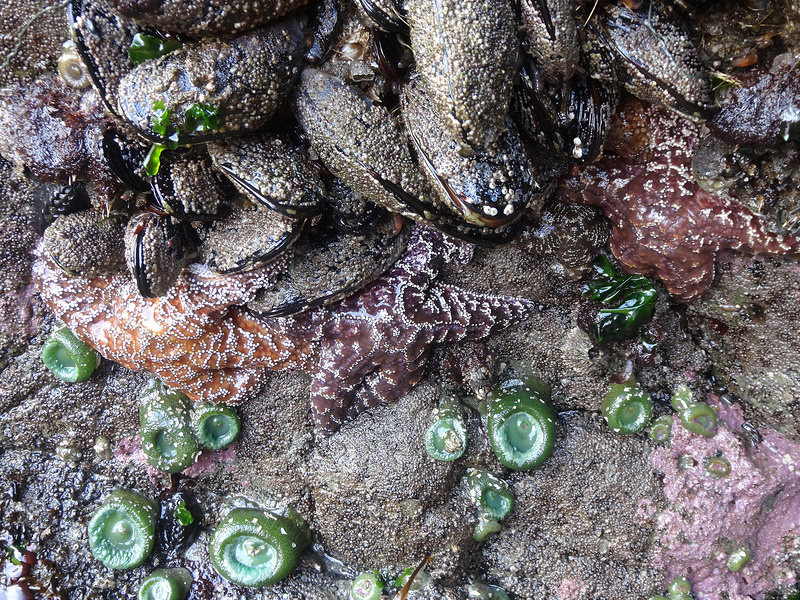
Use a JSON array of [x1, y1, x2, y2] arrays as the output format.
[[113, 435, 237, 480], [651, 397, 800, 599]]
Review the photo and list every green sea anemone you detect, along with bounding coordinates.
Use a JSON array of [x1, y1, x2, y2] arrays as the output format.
[[42, 326, 101, 382], [191, 403, 240, 450], [670, 386, 718, 438], [668, 575, 693, 600], [466, 583, 511, 599], [351, 570, 385, 600], [703, 455, 731, 478], [465, 469, 514, 541], [424, 395, 468, 461], [466, 469, 514, 521], [485, 375, 556, 470], [648, 415, 674, 444], [726, 547, 751, 572], [679, 403, 718, 438], [87, 489, 158, 570], [208, 507, 311, 587], [139, 379, 199, 473], [601, 378, 653, 435], [137, 567, 193, 600]]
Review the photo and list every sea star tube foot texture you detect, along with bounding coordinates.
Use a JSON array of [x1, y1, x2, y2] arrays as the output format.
[[33, 224, 533, 435]]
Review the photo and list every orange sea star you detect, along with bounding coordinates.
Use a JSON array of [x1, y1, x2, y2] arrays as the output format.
[[34, 225, 532, 434]]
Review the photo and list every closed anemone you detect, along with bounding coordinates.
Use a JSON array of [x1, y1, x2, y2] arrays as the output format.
[[485, 376, 556, 470], [139, 380, 199, 473], [726, 547, 752, 572], [87, 489, 158, 570], [466, 469, 514, 520], [208, 507, 311, 587]]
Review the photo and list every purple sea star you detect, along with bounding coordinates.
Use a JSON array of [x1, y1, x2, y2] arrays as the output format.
[[33, 224, 532, 435], [562, 100, 800, 302], [311, 224, 531, 433]]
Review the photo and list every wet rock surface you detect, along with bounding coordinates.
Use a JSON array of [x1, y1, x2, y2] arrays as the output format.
[[685, 255, 800, 438], [2, 1, 800, 600], [478, 412, 666, 600]]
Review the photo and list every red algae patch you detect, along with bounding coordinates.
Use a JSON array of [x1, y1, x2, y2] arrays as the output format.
[[651, 398, 800, 599]]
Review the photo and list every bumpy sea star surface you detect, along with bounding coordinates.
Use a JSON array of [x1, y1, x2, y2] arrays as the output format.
[[562, 101, 800, 302], [33, 224, 531, 435]]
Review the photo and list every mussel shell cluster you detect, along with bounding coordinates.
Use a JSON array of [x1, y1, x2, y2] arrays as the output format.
[[31, 0, 713, 310]]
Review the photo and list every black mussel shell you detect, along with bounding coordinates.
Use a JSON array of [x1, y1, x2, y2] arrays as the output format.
[[307, 0, 341, 64], [359, 0, 406, 32], [562, 73, 615, 165], [124, 212, 195, 298], [511, 54, 565, 152], [155, 490, 201, 560], [198, 203, 305, 274], [325, 176, 384, 234], [209, 135, 325, 220], [68, 0, 140, 115], [101, 129, 150, 193], [150, 151, 231, 221], [32, 181, 92, 234], [248, 213, 408, 317]]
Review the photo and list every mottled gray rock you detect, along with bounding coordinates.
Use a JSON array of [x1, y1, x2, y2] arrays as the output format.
[[478, 412, 666, 600], [685, 255, 800, 437], [310, 381, 474, 573], [200, 371, 316, 513], [0, 323, 146, 451], [0, 448, 156, 599], [0, 160, 42, 363]]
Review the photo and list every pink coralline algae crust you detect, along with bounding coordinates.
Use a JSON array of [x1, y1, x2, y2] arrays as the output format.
[[651, 398, 800, 599], [113, 435, 237, 480], [33, 224, 531, 435], [556, 578, 589, 600], [562, 101, 800, 302]]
